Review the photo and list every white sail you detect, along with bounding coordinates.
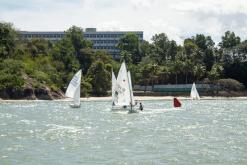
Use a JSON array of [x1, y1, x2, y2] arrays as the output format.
[[73, 86, 81, 106], [127, 70, 139, 113], [112, 70, 117, 105], [127, 71, 135, 105], [65, 69, 82, 107], [115, 62, 131, 106], [190, 83, 200, 100]]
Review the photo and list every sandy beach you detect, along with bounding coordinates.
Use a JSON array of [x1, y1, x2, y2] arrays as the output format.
[[80, 96, 247, 101], [1, 96, 247, 103]]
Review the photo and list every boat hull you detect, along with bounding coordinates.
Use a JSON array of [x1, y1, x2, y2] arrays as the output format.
[[111, 105, 139, 113], [128, 108, 139, 113], [69, 104, 80, 108]]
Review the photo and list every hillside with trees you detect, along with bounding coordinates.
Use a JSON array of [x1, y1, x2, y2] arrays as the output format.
[[0, 22, 246, 99]]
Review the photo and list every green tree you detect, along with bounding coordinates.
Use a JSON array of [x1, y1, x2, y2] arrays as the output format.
[[26, 38, 51, 57], [86, 61, 111, 96], [219, 31, 241, 49], [171, 59, 183, 84], [208, 63, 223, 82], [169, 40, 178, 61], [94, 50, 113, 64], [152, 33, 178, 63], [192, 34, 214, 51], [0, 22, 18, 59], [193, 64, 206, 81], [65, 26, 92, 56], [184, 39, 198, 57], [0, 59, 24, 89], [77, 48, 94, 74], [52, 38, 79, 72], [203, 48, 215, 71], [148, 63, 159, 90], [120, 50, 132, 64], [117, 33, 141, 64], [137, 64, 152, 91], [156, 65, 170, 84], [183, 59, 192, 84], [184, 34, 215, 69], [81, 77, 92, 97], [139, 40, 152, 58]]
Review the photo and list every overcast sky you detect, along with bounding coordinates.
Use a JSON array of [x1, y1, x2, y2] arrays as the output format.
[[1, 0, 247, 44]]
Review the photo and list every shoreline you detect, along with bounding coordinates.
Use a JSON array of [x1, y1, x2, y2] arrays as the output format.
[[1, 96, 247, 102]]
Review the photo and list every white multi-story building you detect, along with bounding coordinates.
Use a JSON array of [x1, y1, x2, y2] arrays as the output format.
[[20, 28, 143, 59]]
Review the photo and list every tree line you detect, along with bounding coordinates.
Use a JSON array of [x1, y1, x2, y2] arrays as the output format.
[[0, 22, 246, 97]]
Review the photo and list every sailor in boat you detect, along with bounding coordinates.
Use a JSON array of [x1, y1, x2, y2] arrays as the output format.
[[139, 102, 143, 111]]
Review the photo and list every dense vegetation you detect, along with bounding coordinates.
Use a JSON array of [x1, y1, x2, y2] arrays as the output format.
[[0, 22, 246, 99]]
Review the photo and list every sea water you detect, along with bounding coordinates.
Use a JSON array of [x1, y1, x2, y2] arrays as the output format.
[[0, 99, 247, 164]]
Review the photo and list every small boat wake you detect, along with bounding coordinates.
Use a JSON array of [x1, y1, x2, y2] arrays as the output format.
[[140, 107, 185, 114], [110, 107, 185, 115]]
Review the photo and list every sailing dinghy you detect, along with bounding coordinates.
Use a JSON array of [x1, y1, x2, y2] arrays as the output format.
[[112, 62, 139, 113], [190, 82, 200, 100], [127, 71, 139, 113], [112, 70, 117, 106], [65, 69, 82, 108]]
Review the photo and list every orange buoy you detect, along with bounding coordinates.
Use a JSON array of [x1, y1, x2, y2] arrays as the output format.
[[173, 97, 181, 108]]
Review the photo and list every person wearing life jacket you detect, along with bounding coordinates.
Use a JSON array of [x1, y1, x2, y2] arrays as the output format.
[[139, 102, 143, 111]]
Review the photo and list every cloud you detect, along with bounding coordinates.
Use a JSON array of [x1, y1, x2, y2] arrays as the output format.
[[146, 19, 182, 42], [130, 0, 156, 9], [1, 0, 247, 44], [172, 0, 247, 15], [97, 21, 126, 31], [171, 0, 247, 42]]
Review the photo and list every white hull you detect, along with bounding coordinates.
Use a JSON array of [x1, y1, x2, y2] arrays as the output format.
[[69, 104, 80, 108], [111, 105, 139, 113], [128, 108, 139, 113]]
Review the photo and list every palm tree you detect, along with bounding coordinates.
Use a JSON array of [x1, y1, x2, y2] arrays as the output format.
[[172, 59, 183, 84], [157, 65, 170, 84], [183, 59, 192, 84], [149, 63, 159, 90], [193, 64, 206, 81], [120, 50, 132, 64]]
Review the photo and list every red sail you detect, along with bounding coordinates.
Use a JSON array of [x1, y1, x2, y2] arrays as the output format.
[[173, 98, 181, 108]]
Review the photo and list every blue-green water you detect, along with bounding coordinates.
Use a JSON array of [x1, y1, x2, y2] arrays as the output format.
[[0, 99, 247, 164]]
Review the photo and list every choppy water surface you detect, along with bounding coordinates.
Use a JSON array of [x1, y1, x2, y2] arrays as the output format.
[[0, 99, 247, 164]]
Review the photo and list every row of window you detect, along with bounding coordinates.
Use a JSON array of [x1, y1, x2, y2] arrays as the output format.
[[93, 46, 118, 50], [24, 34, 64, 38], [84, 33, 143, 38], [92, 40, 118, 44], [22, 33, 143, 39]]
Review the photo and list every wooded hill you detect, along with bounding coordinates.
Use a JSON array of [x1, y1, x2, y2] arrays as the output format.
[[0, 22, 246, 99]]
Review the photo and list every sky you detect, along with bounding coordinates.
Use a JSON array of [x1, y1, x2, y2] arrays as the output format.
[[1, 0, 247, 44]]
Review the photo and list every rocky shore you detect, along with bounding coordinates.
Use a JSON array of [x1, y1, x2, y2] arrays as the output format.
[[0, 87, 64, 100]]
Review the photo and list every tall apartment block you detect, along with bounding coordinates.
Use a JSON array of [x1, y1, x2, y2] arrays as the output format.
[[20, 28, 143, 59]]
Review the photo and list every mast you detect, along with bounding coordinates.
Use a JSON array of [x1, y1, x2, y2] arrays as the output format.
[[127, 71, 133, 111], [112, 69, 117, 105]]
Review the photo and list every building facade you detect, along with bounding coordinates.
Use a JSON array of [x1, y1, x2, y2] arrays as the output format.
[[20, 28, 143, 59]]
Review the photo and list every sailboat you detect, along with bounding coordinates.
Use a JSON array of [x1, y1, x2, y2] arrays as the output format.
[[65, 69, 82, 108], [127, 71, 139, 113], [112, 70, 117, 106], [112, 62, 138, 113], [190, 82, 200, 100]]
